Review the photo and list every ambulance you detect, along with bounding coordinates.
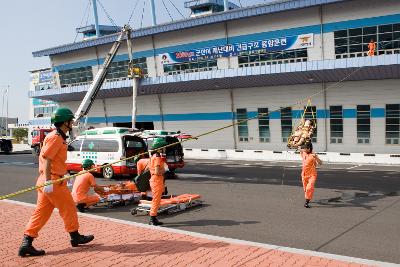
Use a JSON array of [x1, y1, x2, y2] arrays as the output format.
[[66, 127, 147, 179]]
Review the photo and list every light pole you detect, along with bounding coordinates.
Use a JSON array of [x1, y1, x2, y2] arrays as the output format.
[[1, 88, 4, 137], [6, 85, 9, 137]]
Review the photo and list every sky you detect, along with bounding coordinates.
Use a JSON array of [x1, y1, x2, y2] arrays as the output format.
[[0, 0, 269, 123]]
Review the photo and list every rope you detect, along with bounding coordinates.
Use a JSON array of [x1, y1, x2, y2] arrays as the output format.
[[140, 0, 147, 28], [1, 29, 400, 201], [96, 0, 117, 27], [168, 0, 185, 19], [127, 0, 140, 26], [73, 0, 92, 43], [162, 0, 174, 22]]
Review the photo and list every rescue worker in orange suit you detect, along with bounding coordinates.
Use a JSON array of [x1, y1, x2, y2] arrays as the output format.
[[148, 138, 168, 226], [19, 108, 94, 257], [72, 159, 103, 212], [134, 154, 168, 197], [300, 142, 322, 208], [368, 39, 376, 56]]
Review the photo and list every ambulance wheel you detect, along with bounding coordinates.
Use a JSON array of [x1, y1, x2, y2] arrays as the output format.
[[131, 209, 137, 215], [102, 165, 114, 179]]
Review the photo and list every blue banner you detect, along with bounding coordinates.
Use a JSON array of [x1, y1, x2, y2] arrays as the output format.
[[39, 71, 53, 83], [161, 33, 313, 64]]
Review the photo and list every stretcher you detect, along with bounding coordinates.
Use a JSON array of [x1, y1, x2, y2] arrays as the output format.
[[130, 194, 202, 216], [94, 181, 142, 208]]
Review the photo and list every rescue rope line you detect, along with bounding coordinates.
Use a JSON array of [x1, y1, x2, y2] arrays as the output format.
[[0, 34, 397, 201], [0, 65, 363, 201]]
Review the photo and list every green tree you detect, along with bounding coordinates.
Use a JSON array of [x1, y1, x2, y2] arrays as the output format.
[[13, 128, 28, 142]]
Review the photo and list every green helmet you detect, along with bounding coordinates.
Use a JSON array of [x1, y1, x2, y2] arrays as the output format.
[[152, 138, 168, 150], [51, 107, 74, 124], [81, 159, 94, 169]]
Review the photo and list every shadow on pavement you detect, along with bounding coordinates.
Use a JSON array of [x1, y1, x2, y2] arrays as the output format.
[[47, 239, 229, 256], [314, 190, 400, 210]]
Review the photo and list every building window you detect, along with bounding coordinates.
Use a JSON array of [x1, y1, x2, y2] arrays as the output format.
[[357, 105, 370, 144], [34, 106, 57, 118], [59, 66, 93, 87], [163, 59, 217, 75], [330, 106, 343, 144], [238, 48, 307, 67], [106, 58, 148, 80], [281, 107, 292, 143], [258, 108, 270, 143], [237, 108, 249, 142], [386, 104, 400, 145], [334, 23, 400, 58], [304, 106, 317, 143]]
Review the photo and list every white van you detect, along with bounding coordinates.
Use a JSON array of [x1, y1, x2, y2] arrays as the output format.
[[66, 127, 147, 179]]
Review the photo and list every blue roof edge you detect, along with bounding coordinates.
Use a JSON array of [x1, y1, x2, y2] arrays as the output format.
[[32, 0, 345, 57]]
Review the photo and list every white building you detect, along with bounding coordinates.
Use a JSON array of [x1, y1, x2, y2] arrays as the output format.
[[29, 0, 400, 154]]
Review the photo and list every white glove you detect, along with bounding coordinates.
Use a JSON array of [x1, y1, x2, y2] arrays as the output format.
[[43, 183, 53, 193]]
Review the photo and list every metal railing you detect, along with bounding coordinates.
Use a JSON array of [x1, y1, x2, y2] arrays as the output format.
[[239, 57, 308, 68]]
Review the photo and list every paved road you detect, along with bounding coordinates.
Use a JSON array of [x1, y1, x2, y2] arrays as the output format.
[[0, 154, 399, 264]]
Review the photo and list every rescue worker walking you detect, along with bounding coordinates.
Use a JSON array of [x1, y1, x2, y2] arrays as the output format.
[[300, 142, 322, 208], [148, 138, 168, 226], [72, 159, 103, 212], [19, 108, 94, 257]]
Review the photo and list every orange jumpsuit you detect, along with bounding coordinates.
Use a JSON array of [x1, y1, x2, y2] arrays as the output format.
[[148, 154, 165, 216], [71, 172, 100, 207], [368, 41, 376, 56], [24, 130, 79, 238], [301, 152, 318, 200]]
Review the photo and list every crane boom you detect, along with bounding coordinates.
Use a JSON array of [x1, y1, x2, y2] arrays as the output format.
[[74, 25, 132, 124]]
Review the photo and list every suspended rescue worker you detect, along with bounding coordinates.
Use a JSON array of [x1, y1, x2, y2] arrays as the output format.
[[368, 39, 376, 56], [19, 108, 94, 257], [148, 138, 168, 226], [72, 159, 103, 212], [300, 142, 322, 208]]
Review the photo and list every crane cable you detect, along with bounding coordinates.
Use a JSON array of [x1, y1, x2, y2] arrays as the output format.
[[73, 0, 92, 43]]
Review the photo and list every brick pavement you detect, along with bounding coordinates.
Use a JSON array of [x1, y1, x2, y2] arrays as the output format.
[[0, 200, 392, 267]]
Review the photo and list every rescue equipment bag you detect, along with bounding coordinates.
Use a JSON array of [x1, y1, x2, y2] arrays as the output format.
[[134, 167, 151, 192]]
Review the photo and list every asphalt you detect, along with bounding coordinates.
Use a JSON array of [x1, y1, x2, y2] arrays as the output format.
[[0, 154, 399, 264]]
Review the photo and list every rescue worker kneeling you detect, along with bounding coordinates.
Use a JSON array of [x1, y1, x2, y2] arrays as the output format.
[[19, 108, 94, 257], [72, 159, 103, 212], [148, 138, 168, 226]]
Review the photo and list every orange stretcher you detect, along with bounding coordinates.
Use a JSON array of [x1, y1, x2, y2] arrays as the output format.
[[131, 194, 202, 216]]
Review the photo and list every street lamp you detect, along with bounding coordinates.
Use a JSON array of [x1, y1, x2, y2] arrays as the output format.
[[1, 88, 4, 137], [6, 85, 9, 137]]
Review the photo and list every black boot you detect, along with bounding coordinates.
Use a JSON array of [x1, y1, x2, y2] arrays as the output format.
[[76, 203, 86, 213], [163, 186, 168, 196], [304, 199, 311, 208], [18, 235, 45, 257], [149, 216, 163, 226], [69, 231, 94, 247]]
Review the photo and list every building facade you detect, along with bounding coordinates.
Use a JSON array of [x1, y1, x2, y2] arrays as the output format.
[[28, 68, 58, 133], [29, 0, 400, 153]]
